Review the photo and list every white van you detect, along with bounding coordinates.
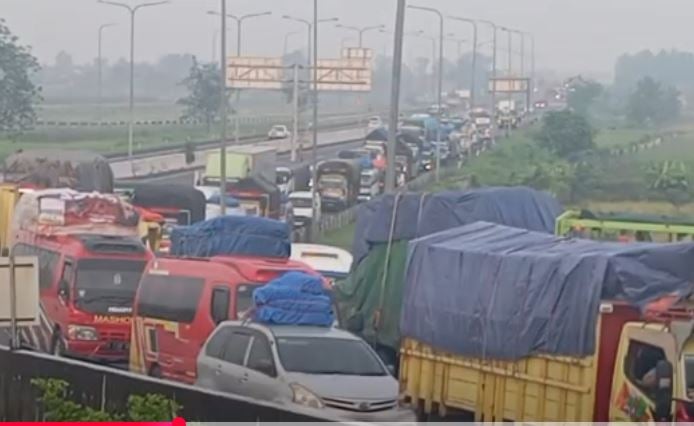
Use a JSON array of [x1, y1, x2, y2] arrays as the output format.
[[290, 243, 353, 281]]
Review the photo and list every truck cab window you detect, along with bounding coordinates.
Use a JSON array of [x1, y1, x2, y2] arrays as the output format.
[[625, 339, 667, 399]]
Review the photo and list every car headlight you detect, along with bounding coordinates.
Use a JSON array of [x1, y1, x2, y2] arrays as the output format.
[[67, 325, 99, 341], [290, 383, 325, 409]]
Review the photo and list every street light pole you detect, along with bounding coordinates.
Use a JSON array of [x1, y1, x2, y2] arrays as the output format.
[[97, 23, 115, 119], [409, 5, 444, 182], [283, 30, 301, 56], [478, 19, 498, 144], [385, 0, 406, 193], [449, 17, 478, 108], [335, 24, 385, 48], [208, 11, 271, 150], [99, 0, 168, 166], [311, 0, 319, 241], [220, 0, 228, 214]]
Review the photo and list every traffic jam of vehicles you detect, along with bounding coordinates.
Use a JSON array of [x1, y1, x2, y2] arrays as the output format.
[[4, 102, 694, 423]]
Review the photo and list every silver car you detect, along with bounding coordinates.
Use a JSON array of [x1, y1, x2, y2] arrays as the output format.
[[195, 321, 415, 422]]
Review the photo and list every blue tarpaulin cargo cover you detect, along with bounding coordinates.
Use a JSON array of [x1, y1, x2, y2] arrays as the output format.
[[352, 187, 562, 264], [170, 215, 291, 258], [401, 221, 694, 360], [253, 272, 334, 326]]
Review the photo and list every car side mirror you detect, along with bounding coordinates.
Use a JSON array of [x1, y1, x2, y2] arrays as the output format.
[[654, 359, 674, 421]]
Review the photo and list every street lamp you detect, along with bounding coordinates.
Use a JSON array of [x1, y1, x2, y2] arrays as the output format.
[[208, 10, 271, 155], [98, 0, 169, 164], [409, 30, 437, 102], [446, 33, 466, 59], [449, 16, 478, 108], [207, 10, 272, 56], [283, 30, 302, 56], [334, 24, 385, 47], [282, 15, 339, 69], [97, 22, 116, 117], [408, 4, 445, 182], [477, 19, 498, 144]]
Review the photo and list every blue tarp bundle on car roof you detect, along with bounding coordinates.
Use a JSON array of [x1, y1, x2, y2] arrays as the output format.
[[170, 215, 291, 258], [253, 272, 334, 326], [352, 187, 562, 264], [401, 221, 694, 360]]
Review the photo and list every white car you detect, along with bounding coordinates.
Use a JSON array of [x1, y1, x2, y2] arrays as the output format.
[[268, 125, 290, 140], [366, 116, 383, 131], [196, 322, 416, 422]]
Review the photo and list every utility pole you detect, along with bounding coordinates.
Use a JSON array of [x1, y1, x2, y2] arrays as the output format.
[[291, 64, 300, 162], [386, 0, 406, 193], [310, 0, 320, 241], [97, 23, 115, 120], [219, 0, 228, 214], [99, 0, 168, 167], [409, 5, 444, 182], [449, 17, 478, 108]]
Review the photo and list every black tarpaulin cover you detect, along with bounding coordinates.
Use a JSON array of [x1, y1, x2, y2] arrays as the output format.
[[351, 187, 563, 264], [401, 221, 694, 360], [132, 184, 206, 224]]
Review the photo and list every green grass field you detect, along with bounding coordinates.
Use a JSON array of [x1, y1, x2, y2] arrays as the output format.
[[594, 127, 652, 148]]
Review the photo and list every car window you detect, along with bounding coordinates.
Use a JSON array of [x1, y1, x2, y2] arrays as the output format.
[[221, 331, 252, 365], [205, 327, 232, 359], [247, 333, 276, 376]]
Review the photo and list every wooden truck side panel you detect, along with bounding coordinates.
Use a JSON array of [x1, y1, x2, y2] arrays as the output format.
[[400, 303, 641, 422], [401, 338, 597, 421]]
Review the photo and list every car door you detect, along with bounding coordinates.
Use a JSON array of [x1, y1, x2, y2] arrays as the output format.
[[215, 328, 253, 395], [242, 330, 282, 403]]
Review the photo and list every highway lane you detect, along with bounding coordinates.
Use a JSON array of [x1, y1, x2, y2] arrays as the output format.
[[115, 128, 367, 186]]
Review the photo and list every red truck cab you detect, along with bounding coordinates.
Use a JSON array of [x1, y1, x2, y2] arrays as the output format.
[[13, 232, 152, 362], [129, 255, 323, 383]]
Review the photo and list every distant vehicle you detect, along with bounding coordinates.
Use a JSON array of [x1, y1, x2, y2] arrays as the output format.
[[366, 116, 383, 130], [316, 159, 361, 211], [276, 167, 294, 195], [130, 255, 320, 383], [534, 100, 548, 109], [290, 243, 353, 281], [196, 321, 415, 422], [359, 168, 382, 202], [204, 146, 277, 186], [289, 191, 321, 228], [268, 124, 290, 140]]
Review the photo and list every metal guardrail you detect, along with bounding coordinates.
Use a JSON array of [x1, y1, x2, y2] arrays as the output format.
[[0, 347, 339, 422]]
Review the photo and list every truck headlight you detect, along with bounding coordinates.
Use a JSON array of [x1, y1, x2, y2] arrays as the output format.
[[290, 383, 325, 409], [67, 325, 99, 341]]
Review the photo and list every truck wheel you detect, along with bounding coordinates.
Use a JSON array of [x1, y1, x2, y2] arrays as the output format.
[[50, 332, 66, 357]]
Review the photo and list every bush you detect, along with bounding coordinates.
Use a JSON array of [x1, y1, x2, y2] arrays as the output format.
[[32, 378, 181, 421]]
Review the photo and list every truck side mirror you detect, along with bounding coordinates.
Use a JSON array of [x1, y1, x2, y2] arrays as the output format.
[[654, 359, 674, 421]]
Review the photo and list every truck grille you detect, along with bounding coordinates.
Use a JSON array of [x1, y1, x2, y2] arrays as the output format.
[[322, 397, 397, 413]]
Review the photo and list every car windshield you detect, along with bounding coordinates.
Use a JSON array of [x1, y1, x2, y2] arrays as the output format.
[[272, 126, 284, 131], [75, 258, 147, 314], [277, 336, 386, 376], [290, 197, 312, 208], [276, 171, 290, 184]]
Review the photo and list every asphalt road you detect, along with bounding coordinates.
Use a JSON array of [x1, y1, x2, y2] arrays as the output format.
[[116, 132, 366, 187]]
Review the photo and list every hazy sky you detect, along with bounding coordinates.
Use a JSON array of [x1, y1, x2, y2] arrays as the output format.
[[3, 0, 692, 78]]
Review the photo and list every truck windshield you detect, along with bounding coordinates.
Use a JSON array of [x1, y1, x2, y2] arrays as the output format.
[[290, 198, 312, 208], [277, 337, 386, 376], [74, 258, 147, 315], [276, 171, 291, 184]]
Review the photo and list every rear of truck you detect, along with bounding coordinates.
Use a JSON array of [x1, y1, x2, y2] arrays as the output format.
[[400, 339, 598, 421]]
